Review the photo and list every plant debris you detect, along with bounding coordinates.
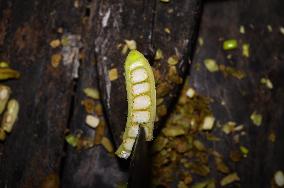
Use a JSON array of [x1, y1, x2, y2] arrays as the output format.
[[155, 49, 164, 60], [204, 59, 219, 72], [1, 99, 19, 133], [260, 78, 273, 89], [51, 53, 62, 68], [0, 68, 20, 80], [242, 43, 250, 57], [49, 39, 61, 48], [223, 39, 238, 50], [124, 40, 137, 50], [108, 68, 118, 81], [167, 55, 179, 65], [220, 172, 240, 186], [201, 115, 215, 130], [0, 85, 11, 114], [250, 111, 262, 126], [83, 87, 100, 99]]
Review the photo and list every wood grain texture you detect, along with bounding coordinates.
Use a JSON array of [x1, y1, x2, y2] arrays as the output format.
[[190, 0, 284, 187]]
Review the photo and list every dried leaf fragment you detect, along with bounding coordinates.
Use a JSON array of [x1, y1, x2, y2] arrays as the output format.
[[2, 99, 19, 133], [223, 39, 238, 50], [220, 173, 240, 186], [49, 39, 61, 48], [108, 68, 118, 81], [83, 87, 100, 99], [51, 53, 62, 68], [155, 49, 164, 60], [162, 127, 185, 137]]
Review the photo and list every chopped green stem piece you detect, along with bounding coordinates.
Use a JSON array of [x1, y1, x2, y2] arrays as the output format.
[[204, 59, 219, 72], [0, 68, 20, 80], [223, 39, 238, 50]]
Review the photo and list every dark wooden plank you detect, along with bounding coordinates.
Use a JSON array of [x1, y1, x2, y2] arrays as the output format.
[[0, 0, 82, 187], [190, 0, 284, 187]]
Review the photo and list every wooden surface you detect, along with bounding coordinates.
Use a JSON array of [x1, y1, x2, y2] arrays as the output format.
[[0, 0, 283, 187], [189, 0, 284, 187], [0, 0, 201, 187]]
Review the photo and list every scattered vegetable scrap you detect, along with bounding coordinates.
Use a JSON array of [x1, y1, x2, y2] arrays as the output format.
[[260, 77, 273, 89], [164, 27, 171, 34], [51, 53, 62, 68], [167, 55, 179, 65], [124, 39, 137, 50], [250, 111, 262, 126], [186, 88, 195, 98], [201, 115, 215, 130], [154, 48, 164, 60], [49, 39, 61, 48], [83, 87, 100, 99], [0, 68, 20, 80], [85, 115, 99, 128], [220, 172, 240, 186], [267, 25, 273, 32], [239, 146, 249, 157], [239, 25, 245, 34], [204, 59, 219, 72], [108, 68, 118, 81], [242, 43, 250, 57], [223, 39, 238, 50]]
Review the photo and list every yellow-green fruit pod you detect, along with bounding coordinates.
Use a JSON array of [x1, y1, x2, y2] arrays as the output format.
[[115, 50, 156, 159]]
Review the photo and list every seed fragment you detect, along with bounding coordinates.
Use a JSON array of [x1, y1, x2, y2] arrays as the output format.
[[2, 99, 19, 133], [85, 115, 99, 128]]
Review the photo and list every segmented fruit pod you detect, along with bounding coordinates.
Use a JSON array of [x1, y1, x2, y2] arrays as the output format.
[[115, 50, 156, 159]]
